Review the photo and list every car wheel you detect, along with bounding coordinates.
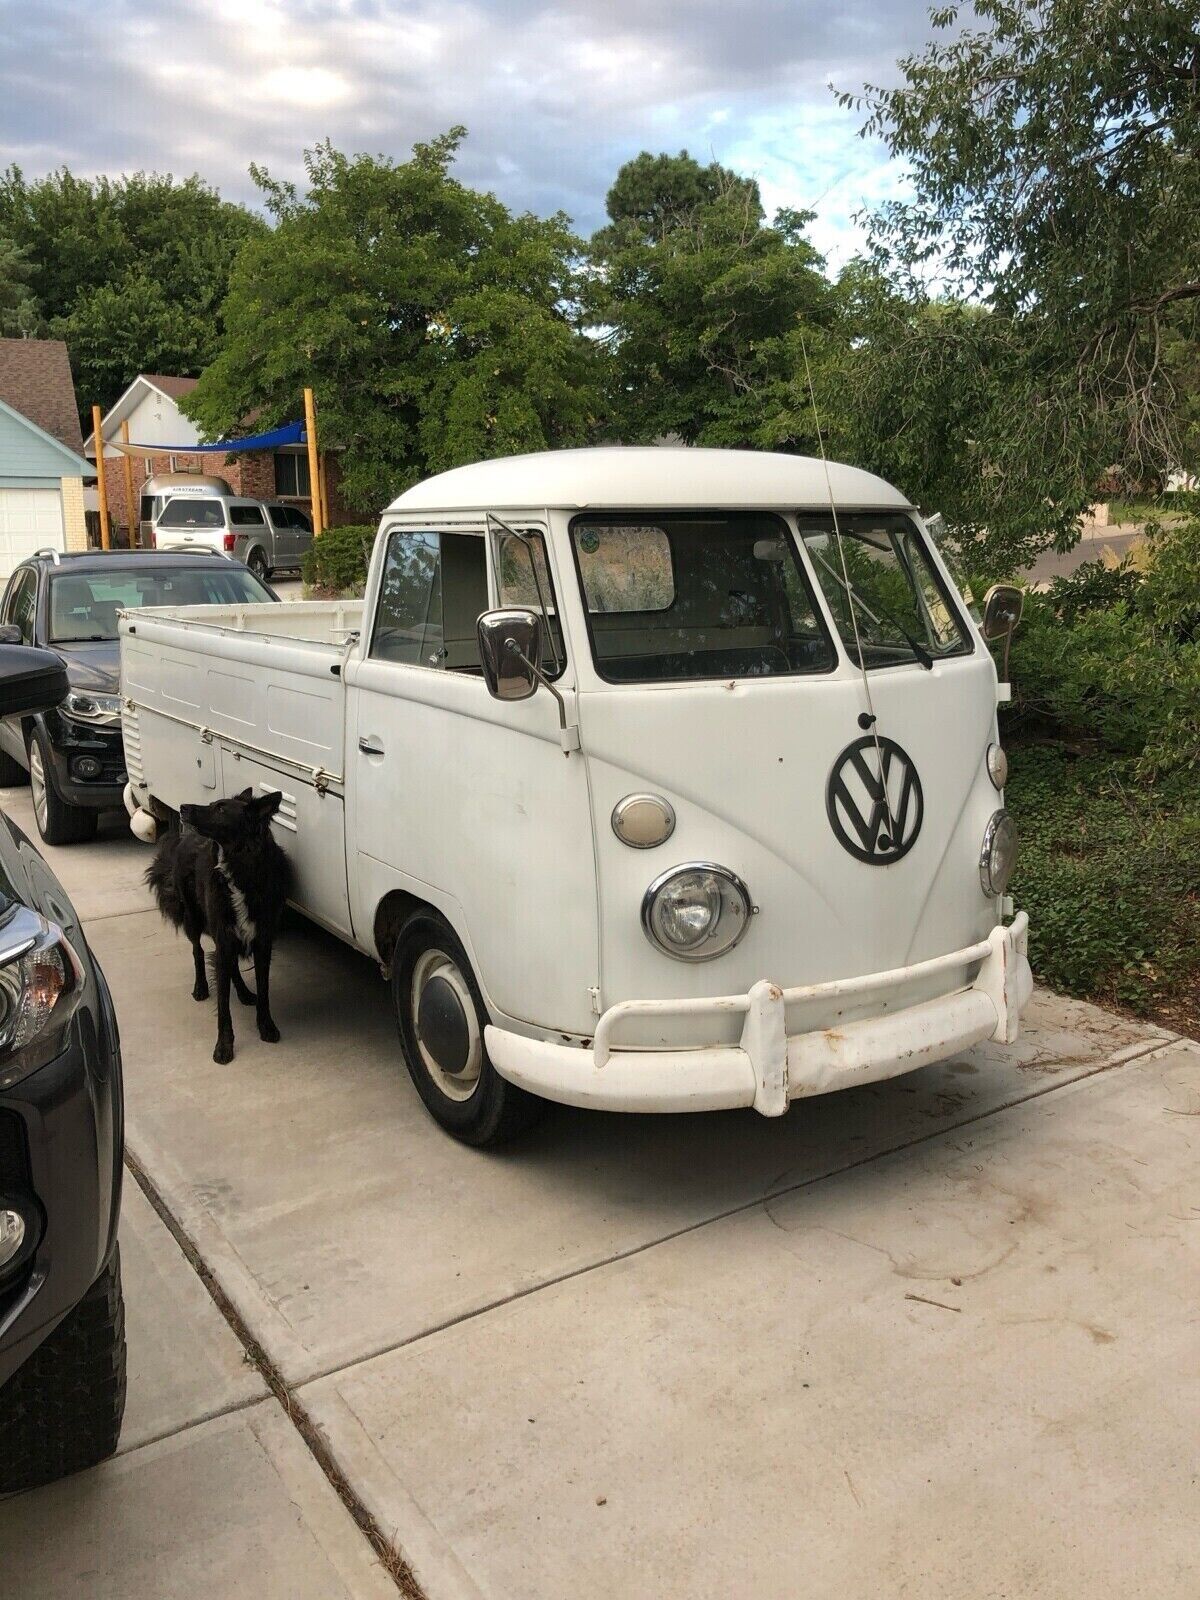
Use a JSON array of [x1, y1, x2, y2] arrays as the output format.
[[390, 911, 542, 1146], [0, 1247, 127, 1492], [29, 730, 98, 845], [0, 744, 27, 786], [248, 549, 270, 582]]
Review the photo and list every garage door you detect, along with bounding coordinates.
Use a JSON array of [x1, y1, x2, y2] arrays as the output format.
[[0, 488, 64, 581]]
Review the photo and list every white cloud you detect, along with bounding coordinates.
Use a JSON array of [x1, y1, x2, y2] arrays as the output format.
[[0, 0, 937, 247]]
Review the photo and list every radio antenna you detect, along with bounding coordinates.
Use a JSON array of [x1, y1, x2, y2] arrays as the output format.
[[799, 333, 898, 845]]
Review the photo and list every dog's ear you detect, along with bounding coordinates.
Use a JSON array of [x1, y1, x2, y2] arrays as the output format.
[[253, 790, 284, 819], [236, 787, 254, 802]]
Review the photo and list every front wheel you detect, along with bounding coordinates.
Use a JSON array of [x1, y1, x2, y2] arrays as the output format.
[[0, 1247, 127, 1492], [390, 912, 542, 1146], [29, 730, 97, 845]]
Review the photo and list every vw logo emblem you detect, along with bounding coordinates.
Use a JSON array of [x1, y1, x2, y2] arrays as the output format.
[[826, 736, 924, 864]]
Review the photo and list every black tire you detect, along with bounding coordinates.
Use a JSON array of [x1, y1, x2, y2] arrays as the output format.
[[248, 549, 271, 582], [391, 911, 542, 1146], [0, 1247, 127, 1492], [28, 729, 98, 845], [0, 743, 27, 786]]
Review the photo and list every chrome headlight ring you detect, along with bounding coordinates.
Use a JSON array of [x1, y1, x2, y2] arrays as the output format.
[[980, 810, 1018, 898], [641, 862, 753, 962]]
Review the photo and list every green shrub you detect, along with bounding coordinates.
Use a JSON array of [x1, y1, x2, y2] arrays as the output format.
[[301, 523, 376, 596], [1006, 518, 1200, 775], [1008, 746, 1200, 1014]]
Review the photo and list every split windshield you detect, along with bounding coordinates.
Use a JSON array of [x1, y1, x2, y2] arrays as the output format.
[[796, 512, 971, 668], [570, 512, 836, 683]]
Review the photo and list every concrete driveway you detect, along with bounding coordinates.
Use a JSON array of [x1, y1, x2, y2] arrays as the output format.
[[1, 790, 1196, 1598]]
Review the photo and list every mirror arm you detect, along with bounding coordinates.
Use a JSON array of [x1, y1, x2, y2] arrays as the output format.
[[503, 639, 580, 754]]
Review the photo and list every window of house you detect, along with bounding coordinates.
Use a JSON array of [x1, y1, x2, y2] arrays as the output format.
[[274, 453, 311, 498]]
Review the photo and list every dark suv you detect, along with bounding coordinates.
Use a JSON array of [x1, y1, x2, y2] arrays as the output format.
[[0, 642, 125, 1491], [0, 550, 275, 845]]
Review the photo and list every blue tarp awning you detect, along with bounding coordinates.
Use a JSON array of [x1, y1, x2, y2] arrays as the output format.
[[114, 420, 306, 457]]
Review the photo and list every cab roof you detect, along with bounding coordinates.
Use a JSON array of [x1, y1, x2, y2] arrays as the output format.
[[388, 447, 914, 515]]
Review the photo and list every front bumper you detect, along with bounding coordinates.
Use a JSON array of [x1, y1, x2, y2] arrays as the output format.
[[40, 711, 127, 810], [486, 914, 1032, 1116]]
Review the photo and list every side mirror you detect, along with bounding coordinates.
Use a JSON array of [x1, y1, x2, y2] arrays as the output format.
[[981, 584, 1024, 642], [477, 608, 543, 702], [0, 624, 24, 646], [981, 583, 1023, 685], [0, 644, 69, 718]]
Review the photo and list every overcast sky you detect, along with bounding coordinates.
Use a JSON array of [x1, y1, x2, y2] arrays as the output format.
[[0, 0, 943, 265]]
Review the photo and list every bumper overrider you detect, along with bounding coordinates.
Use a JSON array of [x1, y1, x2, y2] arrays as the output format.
[[486, 914, 1032, 1115]]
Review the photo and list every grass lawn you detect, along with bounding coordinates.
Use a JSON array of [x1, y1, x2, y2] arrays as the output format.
[[1105, 496, 1190, 526], [1007, 743, 1200, 1039]]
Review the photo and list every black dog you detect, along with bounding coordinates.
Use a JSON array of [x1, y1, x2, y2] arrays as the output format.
[[146, 788, 288, 1063]]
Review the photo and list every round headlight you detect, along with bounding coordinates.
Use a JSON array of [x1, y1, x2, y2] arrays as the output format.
[[986, 743, 1008, 790], [642, 863, 752, 962], [980, 810, 1017, 897]]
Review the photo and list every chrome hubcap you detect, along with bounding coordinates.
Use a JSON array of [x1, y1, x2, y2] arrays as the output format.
[[411, 949, 482, 1102], [29, 744, 47, 832]]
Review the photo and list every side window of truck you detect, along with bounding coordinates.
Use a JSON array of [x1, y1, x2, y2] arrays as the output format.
[[371, 529, 489, 673]]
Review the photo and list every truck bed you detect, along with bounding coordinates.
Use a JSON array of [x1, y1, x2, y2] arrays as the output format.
[[120, 600, 364, 937]]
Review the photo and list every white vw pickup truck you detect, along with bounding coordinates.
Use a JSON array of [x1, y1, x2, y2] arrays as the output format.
[[120, 448, 1031, 1145]]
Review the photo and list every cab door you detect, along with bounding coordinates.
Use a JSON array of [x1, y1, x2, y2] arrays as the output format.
[[343, 522, 598, 1034], [267, 505, 296, 567]]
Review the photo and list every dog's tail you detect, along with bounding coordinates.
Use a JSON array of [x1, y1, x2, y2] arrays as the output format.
[[144, 836, 187, 928]]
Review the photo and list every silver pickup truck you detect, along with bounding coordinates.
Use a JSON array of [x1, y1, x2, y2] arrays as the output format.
[[153, 493, 313, 580]]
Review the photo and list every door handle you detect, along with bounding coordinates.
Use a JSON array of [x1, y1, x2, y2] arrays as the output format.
[[358, 736, 385, 756]]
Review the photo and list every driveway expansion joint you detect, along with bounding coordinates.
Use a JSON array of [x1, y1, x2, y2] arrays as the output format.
[[124, 1148, 429, 1600]]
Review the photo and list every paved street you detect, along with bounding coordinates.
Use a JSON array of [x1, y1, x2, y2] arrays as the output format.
[[1, 789, 1197, 1598]]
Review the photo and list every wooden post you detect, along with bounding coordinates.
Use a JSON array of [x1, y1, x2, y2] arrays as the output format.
[[303, 387, 323, 538], [120, 419, 136, 548], [92, 404, 111, 550], [318, 451, 330, 532]]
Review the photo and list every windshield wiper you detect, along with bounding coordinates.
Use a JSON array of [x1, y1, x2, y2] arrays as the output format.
[[809, 549, 933, 670]]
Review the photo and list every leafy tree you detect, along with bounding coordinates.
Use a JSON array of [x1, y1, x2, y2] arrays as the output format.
[[588, 151, 833, 449], [0, 167, 263, 412], [839, 0, 1200, 563], [0, 235, 40, 337], [185, 132, 601, 515]]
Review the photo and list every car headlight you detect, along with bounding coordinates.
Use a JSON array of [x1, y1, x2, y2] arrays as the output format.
[[641, 863, 753, 962], [62, 690, 123, 726], [980, 810, 1017, 897], [986, 743, 1008, 790], [0, 913, 83, 1090]]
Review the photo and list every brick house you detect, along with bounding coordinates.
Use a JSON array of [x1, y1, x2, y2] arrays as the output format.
[[0, 338, 93, 578], [84, 374, 347, 542]]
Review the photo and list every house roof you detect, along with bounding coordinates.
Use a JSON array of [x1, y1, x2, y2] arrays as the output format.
[[83, 372, 200, 452], [0, 338, 85, 455], [389, 447, 913, 514], [143, 373, 199, 401]]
